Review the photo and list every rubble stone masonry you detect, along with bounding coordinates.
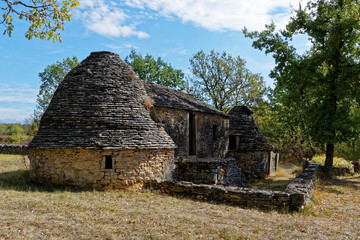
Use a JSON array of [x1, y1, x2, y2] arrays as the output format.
[[29, 148, 175, 190]]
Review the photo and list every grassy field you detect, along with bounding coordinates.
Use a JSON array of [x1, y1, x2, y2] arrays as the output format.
[[0, 154, 359, 239]]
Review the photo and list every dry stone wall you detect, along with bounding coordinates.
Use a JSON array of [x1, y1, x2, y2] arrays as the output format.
[[173, 158, 247, 187], [153, 107, 188, 158], [29, 148, 175, 190], [233, 151, 271, 179], [196, 112, 229, 158], [150, 162, 320, 211], [153, 106, 229, 158], [0, 144, 29, 155]]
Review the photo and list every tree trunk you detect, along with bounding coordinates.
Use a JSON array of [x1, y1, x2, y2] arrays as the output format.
[[324, 143, 334, 177]]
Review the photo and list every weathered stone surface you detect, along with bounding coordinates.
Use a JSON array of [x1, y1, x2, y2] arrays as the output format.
[[148, 162, 320, 211], [228, 106, 273, 152], [174, 158, 247, 187], [227, 106, 276, 180], [29, 51, 175, 150], [29, 148, 175, 190], [145, 81, 226, 116], [151, 106, 229, 158], [0, 144, 29, 155], [234, 151, 272, 179]]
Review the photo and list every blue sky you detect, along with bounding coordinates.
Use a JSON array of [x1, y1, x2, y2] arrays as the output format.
[[0, 0, 308, 123]]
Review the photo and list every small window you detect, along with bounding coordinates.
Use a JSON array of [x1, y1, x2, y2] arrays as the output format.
[[229, 135, 237, 150], [212, 124, 218, 141], [104, 156, 113, 169]]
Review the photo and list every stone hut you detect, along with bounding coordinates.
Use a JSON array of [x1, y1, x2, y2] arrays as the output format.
[[28, 51, 176, 190], [145, 82, 229, 159], [228, 106, 276, 179]]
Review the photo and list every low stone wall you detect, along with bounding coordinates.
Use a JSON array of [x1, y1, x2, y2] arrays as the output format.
[[173, 158, 247, 187], [285, 163, 320, 208], [150, 162, 320, 211], [0, 144, 29, 155], [319, 165, 354, 176]]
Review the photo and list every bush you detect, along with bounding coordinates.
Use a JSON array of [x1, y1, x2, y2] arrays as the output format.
[[312, 154, 352, 168]]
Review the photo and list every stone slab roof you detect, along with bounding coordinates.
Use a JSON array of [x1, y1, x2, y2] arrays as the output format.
[[29, 51, 175, 149], [229, 106, 273, 151], [144, 82, 228, 116]]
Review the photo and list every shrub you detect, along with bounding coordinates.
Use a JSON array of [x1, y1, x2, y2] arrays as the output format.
[[312, 154, 352, 168]]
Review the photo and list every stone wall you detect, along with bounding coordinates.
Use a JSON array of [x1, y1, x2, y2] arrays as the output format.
[[233, 151, 271, 179], [29, 148, 175, 190], [196, 112, 229, 158], [150, 162, 320, 211], [153, 107, 188, 157], [0, 144, 29, 155], [319, 165, 355, 176], [153, 106, 229, 158], [173, 158, 247, 187]]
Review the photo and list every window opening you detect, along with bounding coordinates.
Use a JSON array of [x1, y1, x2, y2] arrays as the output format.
[[104, 156, 113, 169], [229, 135, 237, 150], [213, 124, 218, 141], [189, 112, 196, 155]]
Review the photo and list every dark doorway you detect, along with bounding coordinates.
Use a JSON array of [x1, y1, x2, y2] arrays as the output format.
[[189, 112, 196, 155], [105, 156, 113, 169], [229, 135, 237, 150]]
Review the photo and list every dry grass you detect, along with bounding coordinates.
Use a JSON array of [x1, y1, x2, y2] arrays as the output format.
[[144, 96, 154, 112], [250, 164, 303, 191], [128, 69, 138, 81], [0, 155, 359, 239]]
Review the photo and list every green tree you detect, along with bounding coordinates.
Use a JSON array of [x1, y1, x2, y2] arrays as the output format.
[[1, 0, 79, 42], [35, 56, 78, 122], [244, 0, 360, 171], [189, 50, 266, 112], [7, 124, 28, 144], [125, 49, 186, 91]]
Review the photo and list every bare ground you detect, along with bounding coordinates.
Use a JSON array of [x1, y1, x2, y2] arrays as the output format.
[[0, 154, 359, 240]]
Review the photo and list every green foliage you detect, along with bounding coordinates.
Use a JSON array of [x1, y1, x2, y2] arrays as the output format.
[[254, 100, 321, 162], [312, 154, 352, 168], [244, 0, 360, 168], [0, 0, 79, 42], [0, 124, 31, 144], [189, 50, 266, 112], [35, 56, 78, 122], [8, 133, 28, 144], [125, 49, 186, 91]]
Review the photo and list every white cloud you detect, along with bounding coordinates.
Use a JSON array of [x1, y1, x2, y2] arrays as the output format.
[[0, 107, 34, 123], [76, 0, 299, 38], [0, 84, 37, 123], [123, 0, 299, 31], [0, 87, 37, 103], [77, 0, 149, 38], [104, 42, 139, 51]]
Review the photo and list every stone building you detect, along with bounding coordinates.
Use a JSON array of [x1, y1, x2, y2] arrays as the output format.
[[29, 51, 275, 190], [28, 51, 176, 190], [145, 81, 229, 159], [228, 106, 277, 179]]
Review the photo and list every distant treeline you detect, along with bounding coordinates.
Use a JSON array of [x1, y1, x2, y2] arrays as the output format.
[[0, 123, 35, 144]]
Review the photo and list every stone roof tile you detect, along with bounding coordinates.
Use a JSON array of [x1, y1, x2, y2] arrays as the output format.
[[29, 51, 175, 149], [229, 106, 273, 151], [144, 81, 228, 116]]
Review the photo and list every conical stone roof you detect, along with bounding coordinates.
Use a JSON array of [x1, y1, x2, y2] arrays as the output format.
[[29, 51, 175, 150], [229, 106, 273, 151]]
